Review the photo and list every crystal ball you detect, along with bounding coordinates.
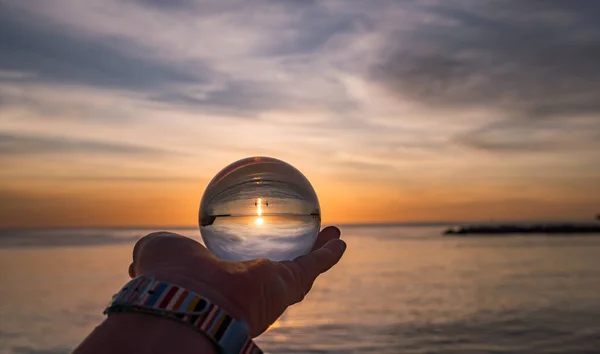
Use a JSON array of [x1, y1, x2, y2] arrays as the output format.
[[199, 157, 321, 262]]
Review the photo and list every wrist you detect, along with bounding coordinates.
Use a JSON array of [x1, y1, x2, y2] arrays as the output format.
[[138, 270, 255, 334], [146, 271, 247, 320], [99, 274, 262, 354]]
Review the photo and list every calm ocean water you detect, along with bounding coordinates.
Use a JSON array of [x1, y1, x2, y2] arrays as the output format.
[[1, 225, 599, 354]]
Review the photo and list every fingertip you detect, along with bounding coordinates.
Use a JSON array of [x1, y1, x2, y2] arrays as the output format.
[[306, 239, 347, 275], [312, 225, 342, 251], [321, 226, 341, 238], [322, 239, 347, 262], [325, 238, 347, 254], [128, 263, 136, 278]]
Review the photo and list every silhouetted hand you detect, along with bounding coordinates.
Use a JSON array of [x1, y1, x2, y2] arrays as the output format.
[[129, 226, 346, 337]]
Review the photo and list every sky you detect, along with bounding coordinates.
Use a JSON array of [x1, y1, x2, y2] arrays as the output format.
[[1, 0, 599, 228]]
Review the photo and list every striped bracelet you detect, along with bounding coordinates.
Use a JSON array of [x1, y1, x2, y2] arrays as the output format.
[[104, 275, 262, 354]]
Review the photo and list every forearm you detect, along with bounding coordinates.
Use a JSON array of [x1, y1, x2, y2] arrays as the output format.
[[73, 313, 217, 354]]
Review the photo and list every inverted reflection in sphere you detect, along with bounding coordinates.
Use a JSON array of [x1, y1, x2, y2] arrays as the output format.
[[199, 157, 321, 262]]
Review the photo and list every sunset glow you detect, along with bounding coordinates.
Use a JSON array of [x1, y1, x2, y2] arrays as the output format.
[[0, 1, 598, 228]]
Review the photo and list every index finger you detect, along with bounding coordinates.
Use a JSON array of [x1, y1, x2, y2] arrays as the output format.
[[279, 235, 346, 304], [295, 238, 346, 284]]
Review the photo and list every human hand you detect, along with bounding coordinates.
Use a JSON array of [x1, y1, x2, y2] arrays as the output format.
[[129, 226, 346, 337]]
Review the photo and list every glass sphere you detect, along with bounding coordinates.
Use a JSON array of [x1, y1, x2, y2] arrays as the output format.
[[199, 157, 321, 262]]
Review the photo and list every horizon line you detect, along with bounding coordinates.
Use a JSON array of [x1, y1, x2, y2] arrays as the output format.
[[1, 218, 598, 231]]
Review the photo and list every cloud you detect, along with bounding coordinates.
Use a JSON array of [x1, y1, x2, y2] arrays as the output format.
[[134, 0, 197, 11], [0, 175, 200, 183], [0, 5, 209, 91], [455, 118, 600, 153], [148, 81, 295, 116], [0, 0, 361, 118], [2, 0, 598, 161], [371, 0, 600, 153], [0, 132, 177, 156]]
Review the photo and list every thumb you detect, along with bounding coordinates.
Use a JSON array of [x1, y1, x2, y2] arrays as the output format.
[[131, 231, 212, 276]]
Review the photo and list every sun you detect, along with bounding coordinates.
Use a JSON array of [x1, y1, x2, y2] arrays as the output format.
[[255, 217, 264, 225]]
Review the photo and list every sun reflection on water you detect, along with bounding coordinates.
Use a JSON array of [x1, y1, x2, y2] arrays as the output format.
[[255, 198, 264, 225]]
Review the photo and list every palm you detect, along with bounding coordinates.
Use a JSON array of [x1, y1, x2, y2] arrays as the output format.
[[130, 227, 345, 337]]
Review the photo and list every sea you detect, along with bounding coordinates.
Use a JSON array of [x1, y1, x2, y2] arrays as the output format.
[[1, 225, 599, 354]]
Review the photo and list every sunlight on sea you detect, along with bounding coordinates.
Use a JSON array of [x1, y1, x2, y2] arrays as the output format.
[[1, 226, 599, 353]]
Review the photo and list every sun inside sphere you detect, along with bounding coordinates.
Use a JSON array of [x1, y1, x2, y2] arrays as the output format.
[[199, 157, 321, 262]]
